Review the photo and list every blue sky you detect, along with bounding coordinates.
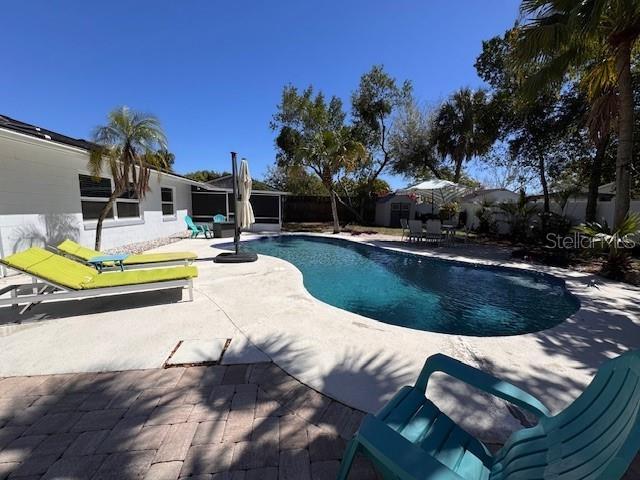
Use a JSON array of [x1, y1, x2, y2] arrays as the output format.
[[2, 1, 520, 189]]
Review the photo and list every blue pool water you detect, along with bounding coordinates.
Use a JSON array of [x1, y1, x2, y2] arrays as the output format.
[[243, 235, 580, 336]]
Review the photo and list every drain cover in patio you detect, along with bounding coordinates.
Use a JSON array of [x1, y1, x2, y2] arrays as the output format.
[[166, 339, 227, 366]]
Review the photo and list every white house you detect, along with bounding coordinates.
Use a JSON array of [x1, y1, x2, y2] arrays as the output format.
[[0, 115, 285, 274]]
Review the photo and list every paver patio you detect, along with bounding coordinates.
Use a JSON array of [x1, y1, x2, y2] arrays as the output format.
[[0, 362, 382, 480], [1, 362, 638, 479]]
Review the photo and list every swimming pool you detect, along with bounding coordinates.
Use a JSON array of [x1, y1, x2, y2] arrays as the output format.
[[243, 235, 579, 336]]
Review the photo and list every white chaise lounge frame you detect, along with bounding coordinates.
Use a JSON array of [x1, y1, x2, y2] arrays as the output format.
[[0, 270, 194, 315]]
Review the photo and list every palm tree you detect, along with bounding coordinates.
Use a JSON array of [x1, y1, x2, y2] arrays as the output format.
[[515, 0, 640, 228], [431, 88, 494, 182], [301, 127, 367, 233], [89, 106, 168, 250], [575, 212, 640, 279]]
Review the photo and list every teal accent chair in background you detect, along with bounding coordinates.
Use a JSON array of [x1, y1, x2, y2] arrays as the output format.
[[213, 214, 226, 223], [184, 215, 210, 239], [337, 351, 640, 479]]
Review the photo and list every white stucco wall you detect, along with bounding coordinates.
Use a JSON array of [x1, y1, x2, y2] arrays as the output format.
[[0, 128, 193, 273]]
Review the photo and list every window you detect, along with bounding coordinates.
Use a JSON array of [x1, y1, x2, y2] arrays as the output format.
[[79, 174, 141, 221], [161, 187, 175, 216], [116, 183, 140, 218]]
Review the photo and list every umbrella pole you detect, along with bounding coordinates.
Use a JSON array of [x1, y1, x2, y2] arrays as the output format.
[[231, 152, 240, 255], [214, 151, 258, 263]]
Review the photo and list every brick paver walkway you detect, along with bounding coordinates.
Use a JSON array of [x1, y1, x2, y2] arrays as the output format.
[[0, 363, 380, 480], [1, 363, 638, 480]]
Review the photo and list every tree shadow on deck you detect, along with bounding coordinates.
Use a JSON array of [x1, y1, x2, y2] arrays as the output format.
[[0, 332, 637, 478]]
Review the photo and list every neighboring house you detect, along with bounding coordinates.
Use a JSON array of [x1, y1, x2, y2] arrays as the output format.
[[527, 183, 639, 225], [0, 115, 286, 273], [460, 188, 520, 205], [375, 188, 519, 228], [459, 189, 519, 233], [375, 193, 414, 227]]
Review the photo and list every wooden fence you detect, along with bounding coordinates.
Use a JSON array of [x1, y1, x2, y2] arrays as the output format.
[[282, 195, 376, 224]]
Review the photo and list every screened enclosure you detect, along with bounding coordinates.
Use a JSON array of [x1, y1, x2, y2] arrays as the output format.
[[190, 186, 283, 227]]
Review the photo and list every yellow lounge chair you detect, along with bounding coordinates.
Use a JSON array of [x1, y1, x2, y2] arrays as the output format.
[[56, 239, 197, 269], [0, 247, 197, 314]]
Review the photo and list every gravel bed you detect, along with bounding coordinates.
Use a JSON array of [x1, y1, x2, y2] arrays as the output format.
[[103, 233, 189, 255]]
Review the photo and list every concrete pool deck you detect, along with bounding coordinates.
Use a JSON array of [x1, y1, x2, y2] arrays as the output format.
[[1, 233, 639, 443]]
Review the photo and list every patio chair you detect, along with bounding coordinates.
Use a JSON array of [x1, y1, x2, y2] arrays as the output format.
[[56, 239, 197, 269], [213, 214, 226, 223], [185, 215, 211, 238], [337, 351, 640, 480], [0, 247, 197, 314], [400, 218, 410, 241], [407, 220, 425, 243], [424, 219, 444, 245]]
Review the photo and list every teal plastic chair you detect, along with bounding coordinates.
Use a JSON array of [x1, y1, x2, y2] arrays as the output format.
[[337, 351, 640, 479], [213, 214, 226, 223], [184, 215, 210, 239]]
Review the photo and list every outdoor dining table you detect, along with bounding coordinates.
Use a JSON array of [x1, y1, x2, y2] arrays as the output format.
[[420, 223, 456, 245]]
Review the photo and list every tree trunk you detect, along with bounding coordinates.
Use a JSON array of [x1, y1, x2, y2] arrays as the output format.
[[453, 159, 462, 183], [613, 42, 633, 229], [539, 156, 550, 213], [94, 191, 119, 250], [586, 134, 609, 223], [329, 190, 340, 233]]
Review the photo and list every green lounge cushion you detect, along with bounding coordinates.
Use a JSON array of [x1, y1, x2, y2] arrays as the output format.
[[1, 247, 97, 289], [57, 239, 197, 265], [84, 265, 198, 289], [56, 239, 101, 263], [1, 247, 197, 290]]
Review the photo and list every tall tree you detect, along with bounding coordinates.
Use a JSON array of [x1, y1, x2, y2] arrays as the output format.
[[515, 0, 640, 227], [183, 170, 230, 182], [263, 165, 327, 195], [154, 148, 175, 172], [431, 88, 497, 182], [89, 106, 168, 250], [476, 32, 596, 214], [388, 99, 444, 179], [351, 65, 411, 212], [271, 86, 366, 233]]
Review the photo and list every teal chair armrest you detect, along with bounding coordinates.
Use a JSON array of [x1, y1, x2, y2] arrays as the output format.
[[356, 415, 466, 480], [415, 354, 550, 418]]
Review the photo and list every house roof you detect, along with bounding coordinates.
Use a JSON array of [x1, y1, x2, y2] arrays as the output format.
[[206, 175, 287, 194], [0, 114, 214, 189], [0, 114, 98, 151], [0, 113, 288, 194]]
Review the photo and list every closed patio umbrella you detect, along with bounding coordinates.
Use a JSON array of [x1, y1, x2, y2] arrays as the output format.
[[214, 152, 257, 263], [237, 159, 255, 230]]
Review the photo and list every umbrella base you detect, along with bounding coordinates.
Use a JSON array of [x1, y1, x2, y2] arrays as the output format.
[[213, 252, 258, 263]]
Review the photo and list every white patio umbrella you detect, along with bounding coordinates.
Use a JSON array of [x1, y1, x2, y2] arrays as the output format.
[[237, 159, 255, 229], [395, 180, 469, 212], [396, 179, 468, 212]]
